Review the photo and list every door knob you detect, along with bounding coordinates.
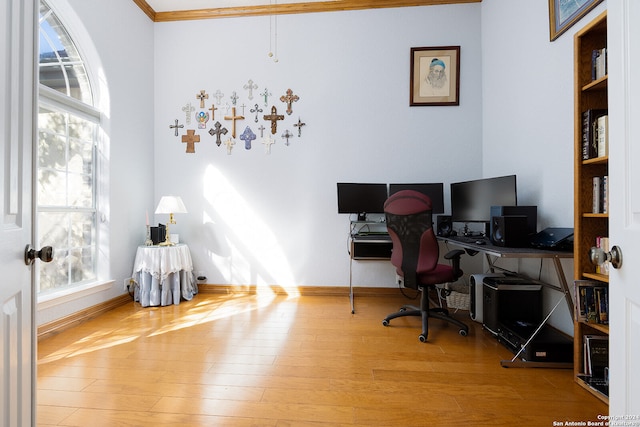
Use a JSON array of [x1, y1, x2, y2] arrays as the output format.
[[589, 245, 623, 269], [24, 245, 54, 266]]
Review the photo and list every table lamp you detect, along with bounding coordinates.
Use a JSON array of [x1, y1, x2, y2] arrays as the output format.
[[154, 196, 187, 246]]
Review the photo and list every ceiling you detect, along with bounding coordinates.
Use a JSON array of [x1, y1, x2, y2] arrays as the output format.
[[133, 0, 480, 22]]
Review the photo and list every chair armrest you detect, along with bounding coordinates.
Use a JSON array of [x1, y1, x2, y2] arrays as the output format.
[[444, 249, 465, 279], [444, 249, 465, 260]]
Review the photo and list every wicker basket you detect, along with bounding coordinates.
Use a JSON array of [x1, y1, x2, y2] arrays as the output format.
[[444, 282, 470, 311], [446, 291, 470, 311]]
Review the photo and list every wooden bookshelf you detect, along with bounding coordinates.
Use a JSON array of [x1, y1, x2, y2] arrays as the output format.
[[573, 10, 609, 405]]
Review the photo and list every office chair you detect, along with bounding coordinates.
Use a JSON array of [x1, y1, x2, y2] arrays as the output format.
[[381, 190, 469, 342]]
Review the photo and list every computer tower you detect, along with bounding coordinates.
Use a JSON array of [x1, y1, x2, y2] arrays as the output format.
[[482, 276, 542, 335], [469, 273, 504, 323], [490, 206, 537, 243]]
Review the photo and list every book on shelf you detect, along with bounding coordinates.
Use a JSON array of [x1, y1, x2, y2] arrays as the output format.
[[582, 109, 607, 160], [577, 374, 608, 397], [596, 115, 608, 158], [575, 279, 609, 324], [583, 334, 608, 378], [592, 47, 607, 80], [592, 175, 608, 214]]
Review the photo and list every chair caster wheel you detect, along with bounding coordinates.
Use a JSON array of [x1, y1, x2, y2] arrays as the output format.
[[382, 319, 389, 327], [419, 334, 427, 343], [459, 329, 468, 336]]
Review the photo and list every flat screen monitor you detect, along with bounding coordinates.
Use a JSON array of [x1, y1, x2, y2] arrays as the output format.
[[337, 183, 388, 219], [450, 175, 517, 223], [388, 183, 445, 214]]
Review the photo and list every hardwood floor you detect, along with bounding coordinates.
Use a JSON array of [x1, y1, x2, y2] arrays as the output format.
[[37, 292, 607, 426]]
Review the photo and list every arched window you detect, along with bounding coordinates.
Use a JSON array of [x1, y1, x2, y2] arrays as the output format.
[[37, 0, 101, 295]]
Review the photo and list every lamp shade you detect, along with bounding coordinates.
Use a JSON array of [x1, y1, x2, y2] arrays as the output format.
[[155, 196, 187, 214]]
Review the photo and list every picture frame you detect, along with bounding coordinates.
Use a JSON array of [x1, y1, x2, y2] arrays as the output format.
[[410, 46, 460, 107], [548, 0, 604, 41]]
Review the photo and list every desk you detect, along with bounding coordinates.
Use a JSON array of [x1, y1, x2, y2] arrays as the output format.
[[132, 244, 197, 307], [438, 236, 573, 368]]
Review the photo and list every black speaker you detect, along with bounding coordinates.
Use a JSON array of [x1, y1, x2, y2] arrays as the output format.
[[150, 224, 166, 245], [490, 206, 537, 240], [491, 215, 528, 247], [436, 215, 452, 237]]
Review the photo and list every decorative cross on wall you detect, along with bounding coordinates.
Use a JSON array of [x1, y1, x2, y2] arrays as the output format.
[[263, 106, 284, 134], [230, 91, 239, 105], [196, 90, 208, 108], [208, 104, 217, 120], [182, 102, 195, 125], [195, 111, 209, 129], [258, 124, 265, 138], [181, 129, 200, 153], [224, 107, 245, 138], [243, 79, 258, 100], [294, 117, 306, 137], [209, 121, 228, 146], [262, 135, 275, 154], [169, 119, 184, 137], [223, 137, 235, 155], [260, 87, 272, 106], [250, 104, 263, 123], [240, 126, 256, 150], [279, 89, 299, 115], [213, 89, 225, 105], [281, 129, 293, 146]]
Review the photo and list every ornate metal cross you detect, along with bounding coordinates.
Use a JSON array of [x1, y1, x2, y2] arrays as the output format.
[[224, 107, 245, 138], [243, 79, 258, 100], [262, 135, 275, 154], [182, 102, 195, 124], [181, 129, 200, 153], [281, 129, 293, 146], [208, 121, 228, 147], [240, 126, 256, 150], [263, 106, 284, 134], [279, 89, 299, 115], [294, 117, 306, 137], [213, 89, 225, 105], [260, 87, 272, 106], [169, 119, 184, 137], [196, 90, 208, 108], [250, 104, 263, 122], [230, 91, 239, 105]]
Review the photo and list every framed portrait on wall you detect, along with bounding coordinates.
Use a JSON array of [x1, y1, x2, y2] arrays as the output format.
[[548, 0, 604, 41], [410, 46, 460, 106]]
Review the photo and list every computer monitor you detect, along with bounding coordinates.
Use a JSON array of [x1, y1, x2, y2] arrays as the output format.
[[388, 183, 444, 214], [450, 175, 517, 223], [337, 183, 388, 220]]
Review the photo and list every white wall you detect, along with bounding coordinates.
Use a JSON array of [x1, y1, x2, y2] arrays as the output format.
[[153, 5, 483, 291], [37, 0, 156, 325]]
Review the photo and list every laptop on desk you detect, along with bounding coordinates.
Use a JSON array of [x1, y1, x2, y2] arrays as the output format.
[[529, 227, 574, 250]]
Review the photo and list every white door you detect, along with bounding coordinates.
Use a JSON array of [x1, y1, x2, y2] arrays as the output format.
[[608, 0, 640, 416], [0, 0, 37, 425]]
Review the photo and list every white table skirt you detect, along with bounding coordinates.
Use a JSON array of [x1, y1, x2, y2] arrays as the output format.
[[132, 244, 197, 307]]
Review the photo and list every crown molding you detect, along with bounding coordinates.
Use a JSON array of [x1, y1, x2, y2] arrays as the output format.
[[133, 0, 480, 22]]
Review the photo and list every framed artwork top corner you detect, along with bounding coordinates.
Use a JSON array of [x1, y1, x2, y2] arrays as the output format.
[[548, 0, 605, 41], [410, 45, 460, 107]]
